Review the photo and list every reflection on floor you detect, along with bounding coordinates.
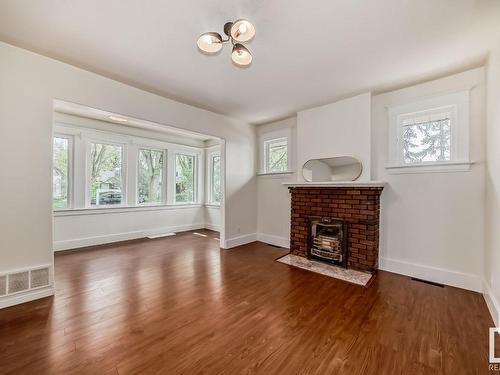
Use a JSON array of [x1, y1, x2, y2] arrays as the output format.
[[0, 229, 495, 374]]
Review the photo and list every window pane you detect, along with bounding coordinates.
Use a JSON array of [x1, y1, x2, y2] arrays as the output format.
[[266, 139, 288, 172], [138, 149, 163, 204], [211, 155, 221, 203], [402, 118, 451, 163], [53, 137, 69, 209], [175, 154, 195, 203], [90, 143, 123, 206]]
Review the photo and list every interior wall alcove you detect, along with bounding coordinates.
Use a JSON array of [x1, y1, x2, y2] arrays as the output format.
[[52, 100, 226, 252]]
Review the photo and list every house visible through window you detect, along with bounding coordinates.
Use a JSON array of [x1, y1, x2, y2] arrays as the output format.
[[265, 137, 288, 173], [138, 148, 163, 204], [52, 124, 210, 210], [89, 142, 123, 206], [210, 154, 221, 204], [401, 111, 451, 164], [53, 136, 70, 209], [175, 154, 195, 203]]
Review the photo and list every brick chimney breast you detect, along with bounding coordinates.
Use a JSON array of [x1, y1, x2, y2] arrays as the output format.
[[288, 186, 384, 273]]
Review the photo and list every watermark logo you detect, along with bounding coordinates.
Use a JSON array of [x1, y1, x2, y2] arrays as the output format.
[[491, 328, 500, 371]]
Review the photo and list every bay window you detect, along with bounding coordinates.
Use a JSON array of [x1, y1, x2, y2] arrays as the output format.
[[138, 148, 164, 204], [175, 153, 196, 203], [89, 142, 123, 206], [53, 124, 207, 210], [53, 135, 71, 209], [209, 153, 221, 204]]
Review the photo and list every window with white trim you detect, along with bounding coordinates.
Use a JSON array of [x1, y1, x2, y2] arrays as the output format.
[[138, 148, 164, 204], [52, 121, 206, 211], [264, 137, 288, 173], [387, 90, 471, 173], [53, 135, 72, 209], [89, 142, 124, 206], [401, 108, 451, 164], [209, 152, 221, 204], [175, 153, 196, 203]]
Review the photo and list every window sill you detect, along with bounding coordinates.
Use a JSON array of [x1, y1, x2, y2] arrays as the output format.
[[257, 171, 294, 176], [385, 161, 474, 174], [205, 203, 221, 208], [54, 203, 204, 217]]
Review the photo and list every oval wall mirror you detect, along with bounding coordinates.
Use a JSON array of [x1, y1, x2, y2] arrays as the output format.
[[302, 156, 363, 182]]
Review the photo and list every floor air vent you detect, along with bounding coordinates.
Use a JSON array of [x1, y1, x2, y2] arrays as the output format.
[[411, 277, 444, 288], [31, 268, 50, 288], [0, 275, 6, 296], [8, 271, 30, 294], [0, 265, 51, 298]]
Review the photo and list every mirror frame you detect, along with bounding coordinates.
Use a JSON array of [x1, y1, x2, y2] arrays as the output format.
[[302, 156, 363, 182]]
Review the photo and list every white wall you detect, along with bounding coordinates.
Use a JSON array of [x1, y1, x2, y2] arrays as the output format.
[[205, 206, 221, 232], [485, 40, 500, 326], [256, 118, 297, 248], [372, 68, 486, 292], [256, 93, 372, 247], [256, 70, 487, 293], [0, 41, 256, 306], [54, 206, 206, 250], [296, 93, 371, 181], [204, 143, 222, 232]]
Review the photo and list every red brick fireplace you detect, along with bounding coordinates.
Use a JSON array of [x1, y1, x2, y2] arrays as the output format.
[[287, 184, 384, 273]]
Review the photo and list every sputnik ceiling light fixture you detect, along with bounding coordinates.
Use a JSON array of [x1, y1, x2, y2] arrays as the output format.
[[197, 19, 255, 67]]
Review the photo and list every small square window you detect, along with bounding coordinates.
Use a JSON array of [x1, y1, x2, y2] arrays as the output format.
[[265, 138, 288, 173], [401, 111, 451, 164], [387, 90, 471, 174]]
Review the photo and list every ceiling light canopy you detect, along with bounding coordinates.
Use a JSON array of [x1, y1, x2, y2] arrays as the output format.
[[197, 19, 255, 67]]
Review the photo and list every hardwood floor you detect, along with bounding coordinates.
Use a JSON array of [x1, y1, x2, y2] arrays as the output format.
[[0, 229, 496, 374]]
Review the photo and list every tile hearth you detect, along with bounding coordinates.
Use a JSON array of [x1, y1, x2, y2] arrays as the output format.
[[277, 254, 373, 286]]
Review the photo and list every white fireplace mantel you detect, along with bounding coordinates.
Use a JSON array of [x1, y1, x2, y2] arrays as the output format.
[[282, 181, 386, 188]]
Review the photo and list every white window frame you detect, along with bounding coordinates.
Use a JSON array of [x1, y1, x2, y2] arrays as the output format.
[[258, 128, 293, 175], [53, 122, 206, 212], [52, 133, 74, 210], [173, 151, 199, 205], [86, 139, 127, 208], [207, 150, 221, 205], [386, 90, 472, 174], [136, 147, 166, 206]]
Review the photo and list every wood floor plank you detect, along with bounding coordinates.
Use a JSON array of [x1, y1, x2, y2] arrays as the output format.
[[0, 230, 496, 374]]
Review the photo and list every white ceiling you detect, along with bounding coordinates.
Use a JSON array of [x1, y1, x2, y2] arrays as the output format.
[[53, 100, 219, 142], [1, 0, 500, 124]]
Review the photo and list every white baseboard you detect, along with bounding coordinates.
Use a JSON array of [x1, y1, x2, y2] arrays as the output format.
[[53, 223, 205, 251], [204, 223, 221, 232], [257, 233, 290, 248], [379, 256, 482, 293], [222, 233, 258, 249], [483, 279, 500, 327], [0, 286, 54, 309]]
